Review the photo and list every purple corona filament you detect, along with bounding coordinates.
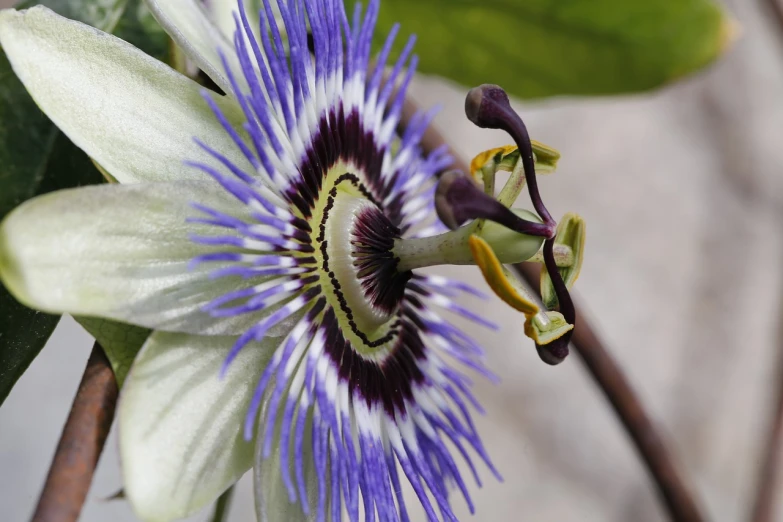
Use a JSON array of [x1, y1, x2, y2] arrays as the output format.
[[187, 1, 502, 520]]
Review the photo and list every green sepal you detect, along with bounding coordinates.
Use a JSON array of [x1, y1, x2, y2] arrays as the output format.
[[541, 213, 586, 310], [494, 142, 561, 175], [75, 316, 150, 386]]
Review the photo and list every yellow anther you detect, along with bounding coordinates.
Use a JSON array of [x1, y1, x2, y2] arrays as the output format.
[[469, 145, 518, 179], [468, 234, 539, 316], [469, 234, 574, 347], [469, 141, 561, 202], [530, 140, 561, 173], [469, 141, 561, 178], [524, 312, 574, 345]]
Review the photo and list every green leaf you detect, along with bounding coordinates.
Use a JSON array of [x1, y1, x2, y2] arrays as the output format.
[[34, 130, 108, 193], [0, 48, 53, 220], [373, 0, 734, 98], [0, 284, 59, 404], [0, 66, 106, 404], [15, 0, 128, 30], [114, 0, 171, 64], [75, 317, 150, 386]]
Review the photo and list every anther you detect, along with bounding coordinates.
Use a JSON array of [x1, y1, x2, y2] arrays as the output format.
[[465, 84, 580, 365]]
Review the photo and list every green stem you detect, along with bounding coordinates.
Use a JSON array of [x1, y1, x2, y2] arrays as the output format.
[[394, 213, 544, 272], [394, 223, 477, 271]]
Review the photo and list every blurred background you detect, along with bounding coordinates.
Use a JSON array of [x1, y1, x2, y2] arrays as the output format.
[[2, 0, 783, 521]]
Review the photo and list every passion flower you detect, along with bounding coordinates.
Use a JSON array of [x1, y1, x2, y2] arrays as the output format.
[[0, 1, 583, 520]]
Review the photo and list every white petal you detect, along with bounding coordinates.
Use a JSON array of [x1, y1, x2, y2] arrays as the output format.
[[0, 6, 248, 184], [0, 181, 294, 336], [202, 0, 266, 48], [204, 0, 245, 42], [254, 381, 319, 522], [120, 331, 277, 521], [144, 0, 238, 93]]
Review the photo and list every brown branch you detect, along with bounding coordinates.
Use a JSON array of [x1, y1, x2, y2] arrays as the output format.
[[747, 282, 783, 522], [749, 365, 783, 522], [514, 263, 705, 522], [402, 95, 706, 521], [767, 0, 783, 43], [31, 343, 118, 522], [742, 2, 783, 520]]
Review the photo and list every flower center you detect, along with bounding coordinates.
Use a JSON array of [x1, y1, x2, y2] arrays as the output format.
[[312, 166, 407, 358], [330, 194, 410, 328]]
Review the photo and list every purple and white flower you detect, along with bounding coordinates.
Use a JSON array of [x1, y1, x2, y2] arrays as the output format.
[[0, 0, 580, 520]]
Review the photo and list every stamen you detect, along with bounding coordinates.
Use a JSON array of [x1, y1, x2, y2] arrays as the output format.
[[464, 84, 578, 363]]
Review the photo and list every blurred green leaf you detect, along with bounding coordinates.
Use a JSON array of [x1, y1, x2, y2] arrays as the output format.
[[0, 0, 129, 406], [15, 0, 127, 29], [0, 107, 109, 406], [0, 0, 171, 403], [34, 131, 107, 192], [373, 0, 734, 98], [0, 286, 58, 404], [114, 0, 171, 63], [0, 51, 54, 220], [75, 317, 150, 386]]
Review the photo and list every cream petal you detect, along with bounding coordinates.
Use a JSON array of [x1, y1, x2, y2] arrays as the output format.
[[120, 331, 278, 521], [203, 0, 266, 45], [0, 6, 248, 184], [254, 377, 319, 522], [0, 181, 294, 336], [144, 0, 238, 93], [204, 0, 245, 41]]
